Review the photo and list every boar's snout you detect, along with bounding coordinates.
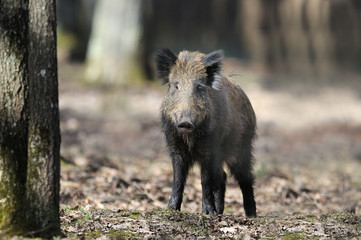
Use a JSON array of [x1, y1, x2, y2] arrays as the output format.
[[176, 111, 196, 133], [177, 121, 195, 133]]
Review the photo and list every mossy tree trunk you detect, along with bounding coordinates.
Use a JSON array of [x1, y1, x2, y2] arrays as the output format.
[[0, 0, 29, 233], [0, 0, 60, 237]]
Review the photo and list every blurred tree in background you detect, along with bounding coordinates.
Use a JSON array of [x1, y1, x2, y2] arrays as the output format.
[[84, 0, 143, 85], [57, 0, 361, 85], [243, 0, 361, 82], [57, 0, 96, 60]]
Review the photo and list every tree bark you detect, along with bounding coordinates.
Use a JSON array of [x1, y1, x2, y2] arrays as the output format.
[[26, 0, 60, 235], [0, 0, 60, 237], [0, 0, 29, 233]]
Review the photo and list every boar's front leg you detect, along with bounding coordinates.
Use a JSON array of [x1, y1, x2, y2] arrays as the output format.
[[214, 171, 227, 214], [200, 161, 225, 215], [201, 166, 216, 215], [168, 153, 190, 211]]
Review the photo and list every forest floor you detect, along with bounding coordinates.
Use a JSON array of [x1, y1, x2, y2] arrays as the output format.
[[58, 61, 361, 239]]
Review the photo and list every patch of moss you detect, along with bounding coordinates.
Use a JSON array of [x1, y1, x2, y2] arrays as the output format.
[[281, 232, 309, 239], [117, 209, 144, 220], [191, 225, 208, 236], [149, 208, 180, 218], [129, 210, 142, 219], [107, 230, 143, 239], [77, 207, 94, 222], [305, 213, 317, 222], [62, 231, 76, 239], [61, 206, 76, 214], [330, 211, 361, 225], [86, 231, 102, 239], [265, 233, 277, 238], [333, 211, 348, 219]]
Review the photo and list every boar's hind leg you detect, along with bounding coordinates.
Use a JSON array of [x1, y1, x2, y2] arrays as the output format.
[[239, 175, 256, 217], [214, 171, 227, 214], [228, 158, 256, 217], [168, 154, 190, 211]]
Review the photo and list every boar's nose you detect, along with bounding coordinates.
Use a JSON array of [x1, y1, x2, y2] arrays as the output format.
[[177, 121, 195, 133]]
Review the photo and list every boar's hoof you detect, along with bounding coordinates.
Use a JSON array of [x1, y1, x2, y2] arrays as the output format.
[[168, 201, 181, 211], [177, 121, 194, 133], [245, 209, 257, 218], [202, 205, 217, 215]]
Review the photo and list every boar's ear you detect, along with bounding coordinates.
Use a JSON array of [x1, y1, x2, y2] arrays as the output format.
[[202, 50, 223, 90], [155, 47, 177, 85]]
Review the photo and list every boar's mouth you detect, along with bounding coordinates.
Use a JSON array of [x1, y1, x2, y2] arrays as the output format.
[[177, 121, 195, 133]]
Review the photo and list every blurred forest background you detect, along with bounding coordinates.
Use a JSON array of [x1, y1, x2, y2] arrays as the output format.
[[58, 0, 361, 85], [57, 0, 361, 219]]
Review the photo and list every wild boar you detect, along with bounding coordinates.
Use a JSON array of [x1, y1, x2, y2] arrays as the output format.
[[155, 48, 257, 217]]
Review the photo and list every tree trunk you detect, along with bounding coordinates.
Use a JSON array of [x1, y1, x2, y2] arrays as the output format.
[[84, 0, 143, 85], [26, 0, 61, 235], [57, 0, 97, 60], [0, 0, 29, 233], [0, 0, 60, 237]]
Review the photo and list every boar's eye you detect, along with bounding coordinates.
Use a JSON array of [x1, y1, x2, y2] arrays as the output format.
[[196, 83, 206, 91], [171, 82, 179, 90]]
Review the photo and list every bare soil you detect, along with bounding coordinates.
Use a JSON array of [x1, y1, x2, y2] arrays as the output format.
[[58, 61, 361, 239]]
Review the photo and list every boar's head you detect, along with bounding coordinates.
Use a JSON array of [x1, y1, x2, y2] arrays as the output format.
[[156, 48, 223, 135]]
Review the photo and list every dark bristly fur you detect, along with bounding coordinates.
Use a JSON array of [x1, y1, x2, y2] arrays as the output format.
[[156, 48, 257, 217]]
